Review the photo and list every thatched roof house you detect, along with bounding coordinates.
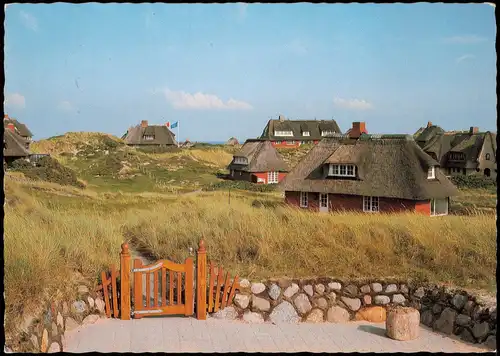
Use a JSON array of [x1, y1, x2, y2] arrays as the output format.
[[122, 120, 177, 146], [259, 115, 342, 148], [227, 139, 289, 184], [4, 114, 33, 140], [4, 129, 30, 158], [226, 137, 239, 146], [415, 122, 497, 179], [279, 122, 458, 216]]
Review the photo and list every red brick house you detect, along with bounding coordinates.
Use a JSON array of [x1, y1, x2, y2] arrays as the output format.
[[227, 139, 289, 184], [259, 115, 342, 148], [279, 122, 458, 216]]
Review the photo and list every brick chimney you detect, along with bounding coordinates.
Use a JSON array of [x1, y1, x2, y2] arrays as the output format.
[[349, 122, 368, 139], [7, 123, 15, 133], [165, 122, 170, 127], [469, 126, 479, 134], [427, 121, 432, 128], [141, 120, 148, 128]]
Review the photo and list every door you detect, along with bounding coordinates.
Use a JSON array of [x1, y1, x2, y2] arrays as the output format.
[[319, 193, 329, 212]]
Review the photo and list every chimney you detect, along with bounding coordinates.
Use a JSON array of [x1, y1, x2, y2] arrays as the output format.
[[141, 120, 148, 128], [427, 121, 432, 128], [349, 122, 368, 139], [7, 123, 15, 133], [165, 122, 170, 127], [469, 127, 479, 134], [278, 114, 285, 122]]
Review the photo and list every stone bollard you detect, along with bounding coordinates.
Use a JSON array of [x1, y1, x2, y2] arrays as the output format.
[[386, 306, 420, 341]]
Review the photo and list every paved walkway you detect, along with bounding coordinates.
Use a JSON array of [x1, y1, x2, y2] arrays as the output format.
[[63, 317, 489, 353]]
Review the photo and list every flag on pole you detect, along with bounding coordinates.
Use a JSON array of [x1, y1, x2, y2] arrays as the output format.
[[166, 122, 170, 128], [171, 121, 178, 129]]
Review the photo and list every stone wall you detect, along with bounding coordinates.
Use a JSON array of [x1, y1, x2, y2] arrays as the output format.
[[5, 283, 107, 353], [210, 278, 496, 350]]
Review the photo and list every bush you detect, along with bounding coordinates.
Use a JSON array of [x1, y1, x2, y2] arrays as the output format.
[[450, 175, 496, 190], [136, 146, 181, 154], [12, 156, 84, 188], [204, 180, 278, 192]]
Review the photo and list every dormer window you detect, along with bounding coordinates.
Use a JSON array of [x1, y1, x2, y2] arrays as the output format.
[[302, 131, 310, 137], [321, 130, 335, 137], [274, 130, 294, 137], [233, 157, 247, 165], [427, 166, 436, 179], [143, 135, 155, 141], [328, 164, 356, 177], [449, 152, 465, 161], [485, 153, 491, 161]]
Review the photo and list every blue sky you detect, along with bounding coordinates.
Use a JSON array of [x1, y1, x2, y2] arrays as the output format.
[[4, 3, 497, 142]]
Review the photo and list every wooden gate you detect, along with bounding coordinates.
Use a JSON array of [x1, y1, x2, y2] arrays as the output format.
[[132, 257, 194, 318]]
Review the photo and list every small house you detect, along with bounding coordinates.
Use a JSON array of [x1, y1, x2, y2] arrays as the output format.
[[4, 128, 31, 167], [122, 120, 177, 147], [227, 139, 289, 184], [279, 122, 458, 216], [226, 137, 239, 146]]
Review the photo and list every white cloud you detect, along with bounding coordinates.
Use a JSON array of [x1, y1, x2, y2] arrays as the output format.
[[5, 93, 26, 109], [443, 35, 487, 44], [19, 10, 38, 32], [285, 39, 308, 56], [57, 101, 75, 112], [164, 88, 253, 110], [456, 54, 476, 63], [333, 97, 373, 110]]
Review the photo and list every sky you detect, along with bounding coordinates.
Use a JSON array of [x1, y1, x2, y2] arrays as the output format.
[[4, 3, 497, 142]]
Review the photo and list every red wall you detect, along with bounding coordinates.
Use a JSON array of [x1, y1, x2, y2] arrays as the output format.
[[252, 172, 287, 184], [415, 200, 431, 216], [285, 191, 426, 214]]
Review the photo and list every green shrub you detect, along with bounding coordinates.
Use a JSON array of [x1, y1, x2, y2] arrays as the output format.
[[204, 180, 278, 192], [450, 175, 496, 190], [136, 146, 181, 154]]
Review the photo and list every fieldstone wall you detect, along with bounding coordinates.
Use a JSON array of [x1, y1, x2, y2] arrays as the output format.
[[6, 283, 107, 353], [209, 278, 496, 350]]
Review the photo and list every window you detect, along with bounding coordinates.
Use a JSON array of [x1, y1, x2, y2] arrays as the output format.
[[449, 152, 464, 161], [234, 157, 247, 164], [485, 153, 491, 161], [287, 141, 295, 145], [274, 131, 294, 137], [143, 135, 155, 141], [363, 196, 379, 212], [267, 171, 279, 184], [431, 198, 448, 216], [275, 141, 282, 145], [328, 164, 356, 177], [427, 166, 436, 179], [302, 131, 310, 137], [321, 130, 335, 137], [230, 170, 234, 177], [300, 192, 308, 208]]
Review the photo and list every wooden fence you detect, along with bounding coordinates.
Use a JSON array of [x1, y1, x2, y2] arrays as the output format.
[[98, 240, 239, 320]]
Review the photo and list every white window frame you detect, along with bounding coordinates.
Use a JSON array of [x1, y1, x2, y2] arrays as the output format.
[[321, 130, 335, 137], [274, 130, 294, 137], [430, 198, 448, 217], [427, 166, 436, 179], [300, 192, 308, 208], [328, 164, 356, 177], [143, 135, 155, 141], [302, 131, 310, 137], [267, 171, 279, 184], [363, 196, 379, 213], [234, 157, 247, 165]]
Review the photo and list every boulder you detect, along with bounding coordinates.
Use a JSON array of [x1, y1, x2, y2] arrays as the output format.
[[413, 287, 425, 298], [314, 298, 328, 310], [326, 306, 350, 323], [251, 283, 266, 294], [306, 309, 324, 323], [268, 284, 281, 301], [77, 285, 89, 295], [51, 322, 58, 336], [420, 310, 434, 327], [456, 314, 472, 327], [284, 283, 300, 298], [95, 298, 105, 314], [48, 342, 61, 353], [234, 294, 250, 309], [451, 294, 468, 311], [87, 296, 95, 309], [327, 292, 337, 302], [360, 285, 370, 294], [400, 285, 409, 294], [328, 282, 342, 291], [269, 301, 300, 324], [472, 322, 490, 340], [386, 307, 420, 341], [239, 279, 251, 288], [303, 285, 314, 297], [355, 306, 387, 323], [463, 301, 475, 316], [374, 295, 390, 305], [30, 335, 38, 350], [344, 285, 359, 297], [363, 295, 372, 305], [71, 300, 88, 316], [315, 284, 325, 294], [385, 284, 398, 293], [341, 297, 361, 312], [242, 311, 264, 323], [252, 295, 270, 312], [294, 293, 312, 315], [392, 294, 406, 304], [41, 329, 49, 353], [82, 314, 100, 325], [371, 283, 383, 293], [432, 304, 443, 314], [433, 307, 457, 335], [56, 312, 64, 329], [212, 306, 238, 320], [64, 317, 79, 332], [460, 329, 476, 343], [485, 335, 496, 350]]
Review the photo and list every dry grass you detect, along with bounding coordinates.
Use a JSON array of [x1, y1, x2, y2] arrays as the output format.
[[149, 148, 233, 169]]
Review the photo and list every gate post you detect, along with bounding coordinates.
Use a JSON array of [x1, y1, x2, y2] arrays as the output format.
[[120, 243, 131, 320], [196, 239, 207, 320]]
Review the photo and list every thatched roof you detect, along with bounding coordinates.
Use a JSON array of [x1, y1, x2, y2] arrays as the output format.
[[226, 137, 239, 145], [278, 134, 458, 200], [122, 123, 177, 146], [260, 117, 341, 141], [4, 129, 30, 157], [227, 139, 289, 173], [4, 118, 33, 138]]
